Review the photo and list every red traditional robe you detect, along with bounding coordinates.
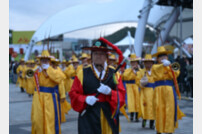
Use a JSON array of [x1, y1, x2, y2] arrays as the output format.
[[69, 65, 125, 134]]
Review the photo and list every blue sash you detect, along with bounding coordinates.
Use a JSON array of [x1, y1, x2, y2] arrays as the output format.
[[37, 86, 61, 134], [145, 83, 155, 88], [123, 80, 135, 84], [154, 80, 177, 126]]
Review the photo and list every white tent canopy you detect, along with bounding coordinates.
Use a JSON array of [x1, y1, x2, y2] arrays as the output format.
[[183, 37, 193, 45], [31, 0, 174, 42], [115, 33, 134, 46], [114, 33, 149, 46]]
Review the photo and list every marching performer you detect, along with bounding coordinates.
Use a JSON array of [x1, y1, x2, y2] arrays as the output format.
[[63, 60, 76, 92], [25, 60, 36, 97], [16, 58, 26, 92], [108, 53, 129, 122], [108, 53, 117, 68], [50, 57, 72, 123], [139, 54, 155, 129], [69, 38, 126, 134], [122, 53, 143, 122], [31, 50, 66, 134], [151, 46, 185, 134]]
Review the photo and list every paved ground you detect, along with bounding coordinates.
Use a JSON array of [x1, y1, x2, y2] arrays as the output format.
[[9, 83, 193, 134]]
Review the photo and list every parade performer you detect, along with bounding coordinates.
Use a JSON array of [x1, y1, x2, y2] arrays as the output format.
[[63, 60, 76, 92], [16, 58, 26, 92], [139, 54, 155, 129], [108, 53, 117, 68], [25, 60, 36, 97], [122, 53, 143, 122], [31, 50, 66, 134], [108, 53, 129, 122], [69, 38, 126, 134], [78, 52, 89, 68], [151, 46, 185, 134], [60, 59, 67, 71], [50, 57, 72, 123]]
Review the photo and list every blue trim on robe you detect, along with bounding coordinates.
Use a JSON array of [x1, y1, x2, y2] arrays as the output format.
[[144, 83, 155, 88], [154, 80, 177, 126], [123, 80, 135, 84], [37, 86, 60, 134], [122, 80, 127, 105]]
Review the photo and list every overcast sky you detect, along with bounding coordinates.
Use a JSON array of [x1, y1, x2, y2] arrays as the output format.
[[9, 0, 115, 31]]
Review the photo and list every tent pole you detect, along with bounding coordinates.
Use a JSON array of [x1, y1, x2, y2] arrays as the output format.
[[24, 40, 35, 61], [133, 0, 152, 57]]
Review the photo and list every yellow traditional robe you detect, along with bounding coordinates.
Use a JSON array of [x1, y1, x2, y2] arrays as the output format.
[[151, 64, 185, 133], [31, 66, 66, 134], [56, 66, 72, 123], [25, 67, 36, 95], [122, 68, 143, 113], [139, 69, 155, 120], [64, 64, 76, 92], [16, 65, 26, 89]]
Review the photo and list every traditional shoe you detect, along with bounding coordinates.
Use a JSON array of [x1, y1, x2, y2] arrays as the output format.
[[142, 120, 146, 128]]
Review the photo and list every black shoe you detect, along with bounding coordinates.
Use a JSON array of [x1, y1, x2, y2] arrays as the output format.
[[142, 120, 146, 128], [135, 112, 139, 122], [149, 120, 155, 129], [28, 94, 31, 97], [21, 87, 24, 92], [135, 119, 139, 122], [130, 112, 134, 122]]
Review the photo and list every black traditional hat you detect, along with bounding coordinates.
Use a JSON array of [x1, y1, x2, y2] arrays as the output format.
[[82, 39, 115, 52]]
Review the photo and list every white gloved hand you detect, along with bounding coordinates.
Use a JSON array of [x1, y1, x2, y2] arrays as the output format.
[[97, 83, 111, 95], [37, 66, 42, 72], [161, 59, 171, 66], [41, 63, 50, 69], [85, 96, 99, 106], [140, 76, 148, 87]]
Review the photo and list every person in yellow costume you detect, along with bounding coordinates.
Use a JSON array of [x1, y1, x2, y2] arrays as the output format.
[[60, 60, 69, 91], [108, 53, 117, 68], [108, 53, 130, 122], [139, 54, 155, 129], [122, 53, 143, 122], [151, 46, 185, 134], [25, 60, 36, 97], [60, 59, 67, 71], [31, 50, 66, 134], [78, 53, 89, 68], [63, 60, 76, 93], [50, 57, 72, 123], [16, 58, 26, 92]]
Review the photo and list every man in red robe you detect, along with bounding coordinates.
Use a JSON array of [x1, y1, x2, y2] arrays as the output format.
[[69, 38, 126, 134]]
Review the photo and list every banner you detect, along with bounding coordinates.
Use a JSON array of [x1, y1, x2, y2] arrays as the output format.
[[12, 31, 35, 44]]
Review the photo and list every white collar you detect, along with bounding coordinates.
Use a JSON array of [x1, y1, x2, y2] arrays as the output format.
[[147, 70, 151, 75], [93, 61, 107, 80]]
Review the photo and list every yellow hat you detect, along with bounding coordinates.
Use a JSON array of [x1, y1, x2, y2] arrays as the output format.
[[25, 60, 30, 64], [20, 58, 25, 62], [87, 54, 91, 59], [79, 53, 88, 60], [129, 53, 141, 62], [51, 57, 60, 64], [62, 59, 66, 63], [142, 54, 155, 62], [30, 59, 35, 63], [38, 50, 51, 59], [109, 54, 116, 60], [152, 46, 172, 57], [72, 57, 79, 63], [66, 60, 71, 65]]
